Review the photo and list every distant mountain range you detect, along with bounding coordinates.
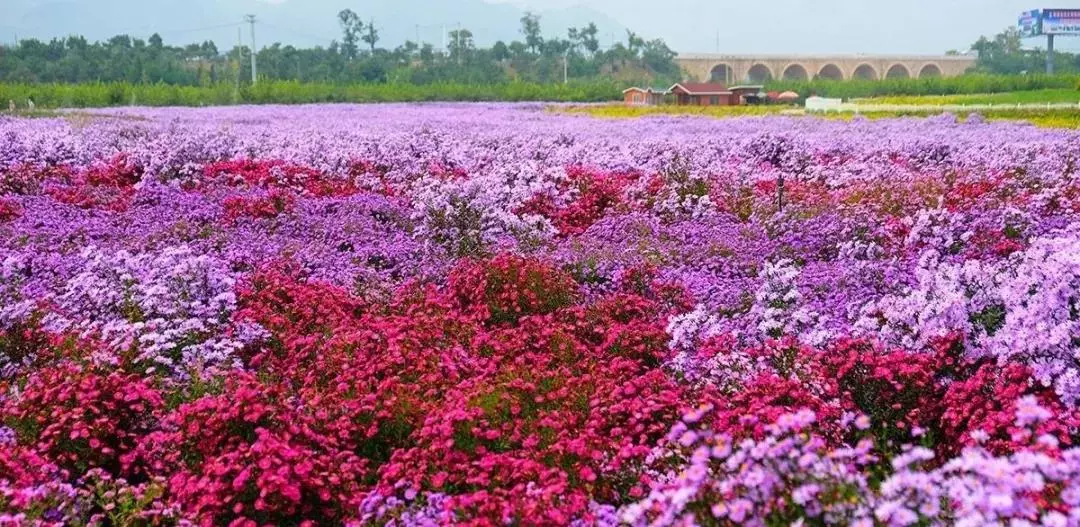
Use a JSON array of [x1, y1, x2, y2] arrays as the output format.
[[5, 0, 630, 51]]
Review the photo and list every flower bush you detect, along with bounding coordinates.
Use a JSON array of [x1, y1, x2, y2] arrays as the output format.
[[3, 361, 163, 476]]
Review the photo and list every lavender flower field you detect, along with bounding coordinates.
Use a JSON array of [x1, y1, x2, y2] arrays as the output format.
[[3, 103, 1080, 525]]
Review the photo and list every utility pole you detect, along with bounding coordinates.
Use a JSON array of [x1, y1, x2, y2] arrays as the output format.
[[245, 14, 257, 84], [235, 27, 242, 100], [415, 24, 420, 45], [1047, 33, 1056, 75], [441, 24, 446, 55], [563, 49, 569, 84]]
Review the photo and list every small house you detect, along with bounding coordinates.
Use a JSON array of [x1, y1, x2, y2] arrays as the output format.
[[622, 86, 669, 106], [731, 85, 765, 105], [668, 83, 729, 106], [667, 83, 765, 106]]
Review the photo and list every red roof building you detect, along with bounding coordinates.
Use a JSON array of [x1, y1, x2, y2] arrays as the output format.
[[668, 83, 763, 106], [622, 86, 669, 106]]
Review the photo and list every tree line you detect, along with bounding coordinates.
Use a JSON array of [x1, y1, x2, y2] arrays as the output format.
[[0, 11, 680, 86], [969, 26, 1080, 75]]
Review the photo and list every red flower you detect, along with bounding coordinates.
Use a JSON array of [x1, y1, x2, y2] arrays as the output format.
[[2, 362, 163, 476], [0, 198, 21, 221]]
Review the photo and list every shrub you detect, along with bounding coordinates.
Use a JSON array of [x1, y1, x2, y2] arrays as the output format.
[[2, 362, 163, 476]]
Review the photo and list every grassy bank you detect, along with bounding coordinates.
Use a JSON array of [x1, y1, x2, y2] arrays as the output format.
[[767, 74, 1080, 99], [3, 74, 1080, 109], [854, 89, 1080, 105], [6, 80, 1080, 129], [0, 80, 624, 108], [559, 103, 1080, 129], [877, 108, 1080, 128], [562, 104, 790, 118]]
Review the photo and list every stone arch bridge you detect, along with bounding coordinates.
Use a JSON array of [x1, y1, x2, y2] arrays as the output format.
[[676, 54, 976, 83]]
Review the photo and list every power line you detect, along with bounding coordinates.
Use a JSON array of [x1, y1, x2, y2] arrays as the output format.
[[258, 21, 333, 46], [127, 21, 245, 44], [1, 21, 241, 38], [2, 17, 639, 52], [156, 22, 244, 35], [235, 26, 242, 99]]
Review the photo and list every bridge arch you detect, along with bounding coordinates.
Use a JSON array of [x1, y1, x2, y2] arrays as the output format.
[[918, 63, 943, 78], [817, 64, 844, 80], [746, 63, 773, 83], [709, 63, 734, 83], [781, 63, 809, 81], [885, 64, 911, 79], [852, 64, 878, 80], [674, 54, 975, 84]]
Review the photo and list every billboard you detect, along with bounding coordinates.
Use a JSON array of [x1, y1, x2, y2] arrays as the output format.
[[1041, 9, 1080, 35], [1019, 9, 1042, 37]]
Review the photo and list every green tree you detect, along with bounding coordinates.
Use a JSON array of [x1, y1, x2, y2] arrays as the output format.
[[970, 27, 1054, 74], [448, 29, 474, 63], [569, 23, 599, 55], [419, 43, 436, 65], [509, 41, 528, 59], [542, 38, 572, 57], [625, 30, 645, 58], [642, 39, 679, 79], [0, 12, 684, 88], [520, 12, 543, 54], [338, 9, 363, 60], [362, 19, 380, 53]]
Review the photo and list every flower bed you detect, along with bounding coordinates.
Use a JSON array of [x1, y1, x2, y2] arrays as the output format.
[[2, 105, 1080, 525]]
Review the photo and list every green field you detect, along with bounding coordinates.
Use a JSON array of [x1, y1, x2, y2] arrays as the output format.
[[858, 89, 1080, 105], [5, 77, 1080, 130], [4, 74, 1080, 109], [863, 108, 1080, 128], [560, 103, 1080, 129], [0, 80, 624, 108], [560, 104, 790, 118], [766, 74, 1080, 99]]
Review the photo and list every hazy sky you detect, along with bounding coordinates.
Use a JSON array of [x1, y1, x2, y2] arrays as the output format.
[[488, 0, 1080, 54], [7, 0, 1076, 55]]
